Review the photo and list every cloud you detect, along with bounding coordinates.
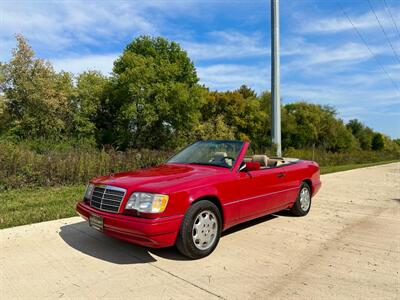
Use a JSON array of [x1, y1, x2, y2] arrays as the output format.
[[195, 61, 400, 137], [282, 81, 399, 107], [279, 38, 395, 80], [281, 80, 400, 138], [1, 0, 398, 138], [276, 37, 370, 68], [0, 0, 194, 58], [197, 64, 269, 92], [303, 42, 377, 65], [182, 31, 268, 61], [52, 53, 119, 75], [299, 6, 400, 34]]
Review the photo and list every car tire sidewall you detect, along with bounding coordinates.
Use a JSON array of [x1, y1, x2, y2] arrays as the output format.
[[291, 182, 312, 216], [177, 201, 222, 259]]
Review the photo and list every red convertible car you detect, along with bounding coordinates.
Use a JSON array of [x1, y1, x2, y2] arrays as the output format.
[[76, 140, 321, 259]]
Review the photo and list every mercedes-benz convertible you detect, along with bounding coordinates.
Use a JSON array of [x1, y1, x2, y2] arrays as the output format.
[[76, 140, 321, 259]]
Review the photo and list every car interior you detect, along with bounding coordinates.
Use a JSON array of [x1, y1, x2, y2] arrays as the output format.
[[243, 155, 287, 168], [210, 152, 234, 167], [211, 152, 298, 169]]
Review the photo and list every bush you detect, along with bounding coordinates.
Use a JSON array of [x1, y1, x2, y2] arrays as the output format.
[[283, 147, 399, 166], [0, 140, 172, 190], [1, 138, 398, 191]]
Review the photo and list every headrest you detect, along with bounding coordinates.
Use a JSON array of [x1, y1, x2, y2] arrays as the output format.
[[252, 155, 269, 167]]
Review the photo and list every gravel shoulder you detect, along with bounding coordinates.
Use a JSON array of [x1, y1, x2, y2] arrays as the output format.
[[0, 162, 399, 299]]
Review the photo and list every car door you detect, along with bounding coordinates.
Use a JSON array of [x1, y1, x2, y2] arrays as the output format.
[[237, 166, 288, 221]]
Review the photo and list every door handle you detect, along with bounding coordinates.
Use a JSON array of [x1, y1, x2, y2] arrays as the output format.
[[277, 173, 285, 178]]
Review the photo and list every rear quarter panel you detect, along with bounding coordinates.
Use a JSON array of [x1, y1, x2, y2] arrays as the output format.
[[283, 160, 321, 205]]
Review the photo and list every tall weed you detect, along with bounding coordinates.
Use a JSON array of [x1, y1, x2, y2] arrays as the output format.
[[283, 147, 399, 166], [0, 141, 398, 190], [0, 141, 172, 190]]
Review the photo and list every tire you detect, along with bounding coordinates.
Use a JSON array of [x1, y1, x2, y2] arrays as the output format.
[[290, 182, 312, 216], [176, 200, 222, 259]]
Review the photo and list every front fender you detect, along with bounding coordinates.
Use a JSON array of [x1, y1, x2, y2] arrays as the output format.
[[187, 185, 220, 204], [166, 185, 220, 216], [169, 184, 235, 229]]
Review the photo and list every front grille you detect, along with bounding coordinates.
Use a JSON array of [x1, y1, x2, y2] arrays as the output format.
[[90, 185, 126, 213]]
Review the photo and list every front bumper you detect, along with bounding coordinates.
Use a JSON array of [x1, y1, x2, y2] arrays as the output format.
[[76, 201, 183, 248]]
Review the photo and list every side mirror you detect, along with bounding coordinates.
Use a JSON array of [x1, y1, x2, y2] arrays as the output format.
[[239, 161, 261, 172], [239, 161, 247, 172]]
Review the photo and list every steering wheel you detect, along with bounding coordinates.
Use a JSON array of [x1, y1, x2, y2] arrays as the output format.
[[218, 156, 235, 162], [217, 156, 236, 166]]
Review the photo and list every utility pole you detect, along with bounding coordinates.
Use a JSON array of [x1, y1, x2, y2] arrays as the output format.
[[271, 0, 281, 157]]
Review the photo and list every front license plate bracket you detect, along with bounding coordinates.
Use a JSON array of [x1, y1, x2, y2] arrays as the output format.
[[89, 214, 104, 231]]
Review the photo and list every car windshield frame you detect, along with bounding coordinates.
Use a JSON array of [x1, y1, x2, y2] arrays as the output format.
[[166, 140, 244, 169]]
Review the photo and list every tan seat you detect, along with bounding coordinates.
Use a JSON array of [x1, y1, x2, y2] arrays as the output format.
[[267, 159, 278, 167], [213, 152, 227, 161], [276, 160, 285, 166], [268, 158, 286, 167], [252, 155, 269, 168], [213, 152, 232, 167]]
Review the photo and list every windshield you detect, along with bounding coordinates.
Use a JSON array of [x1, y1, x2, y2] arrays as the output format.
[[167, 140, 244, 169]]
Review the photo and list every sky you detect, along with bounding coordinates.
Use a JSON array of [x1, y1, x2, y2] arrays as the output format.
[[0, 0, 399, 138]]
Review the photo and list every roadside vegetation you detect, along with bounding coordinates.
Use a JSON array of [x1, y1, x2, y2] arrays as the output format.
[[320, 160, 399, 174], [0, 185, 84, 229], [1, 160, 398, 229], [0, 141, 398, 190], [0, 35, 398, 228]]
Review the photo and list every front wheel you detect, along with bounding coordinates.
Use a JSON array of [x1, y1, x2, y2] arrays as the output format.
[[175, 200, 222, 259], [290, 182, 312, 216]]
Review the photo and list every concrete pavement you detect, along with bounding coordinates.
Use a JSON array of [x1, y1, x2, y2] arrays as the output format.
[[0, 163, 399, 299]]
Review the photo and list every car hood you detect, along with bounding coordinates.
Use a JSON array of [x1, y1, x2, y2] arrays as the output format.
[[91, 163, 229, 193]]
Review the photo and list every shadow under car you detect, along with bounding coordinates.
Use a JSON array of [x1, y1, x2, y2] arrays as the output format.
[[59, 213, 281, 264]]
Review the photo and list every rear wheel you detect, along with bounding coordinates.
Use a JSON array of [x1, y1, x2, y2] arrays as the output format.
[[176, 200, 222, 259], [290, 182, 312, 216]]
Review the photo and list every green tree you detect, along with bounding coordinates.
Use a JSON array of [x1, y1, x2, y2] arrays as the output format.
[[0, 95, 4, 115], [99, 36, 203, 149], [346, 119, 373, 150], [0, 93, 8, 134], [1, 34, 398, 156], [200, 89, 268, 151], [284, 102, 321, 149], [252, 91, 272, 151], [194, 115, 235, 140], [371, 133, 384, 150], [70, 71, 108, 140], [235, 84, 257, 99], [318, 106, 357, 152], [284, 102, 356, 152], [0, 35, 74, 139], [200, 91, 246, 126], [382, 135, 400, 153]]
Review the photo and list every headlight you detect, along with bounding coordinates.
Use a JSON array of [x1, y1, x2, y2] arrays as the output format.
[[125, 192, 169, 213], [84, 183, 95, 199]]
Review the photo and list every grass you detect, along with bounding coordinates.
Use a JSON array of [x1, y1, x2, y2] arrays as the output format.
[[320, 160, 399, 174], [0, 185, 85, 229], [0, 160, 398, 229]]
